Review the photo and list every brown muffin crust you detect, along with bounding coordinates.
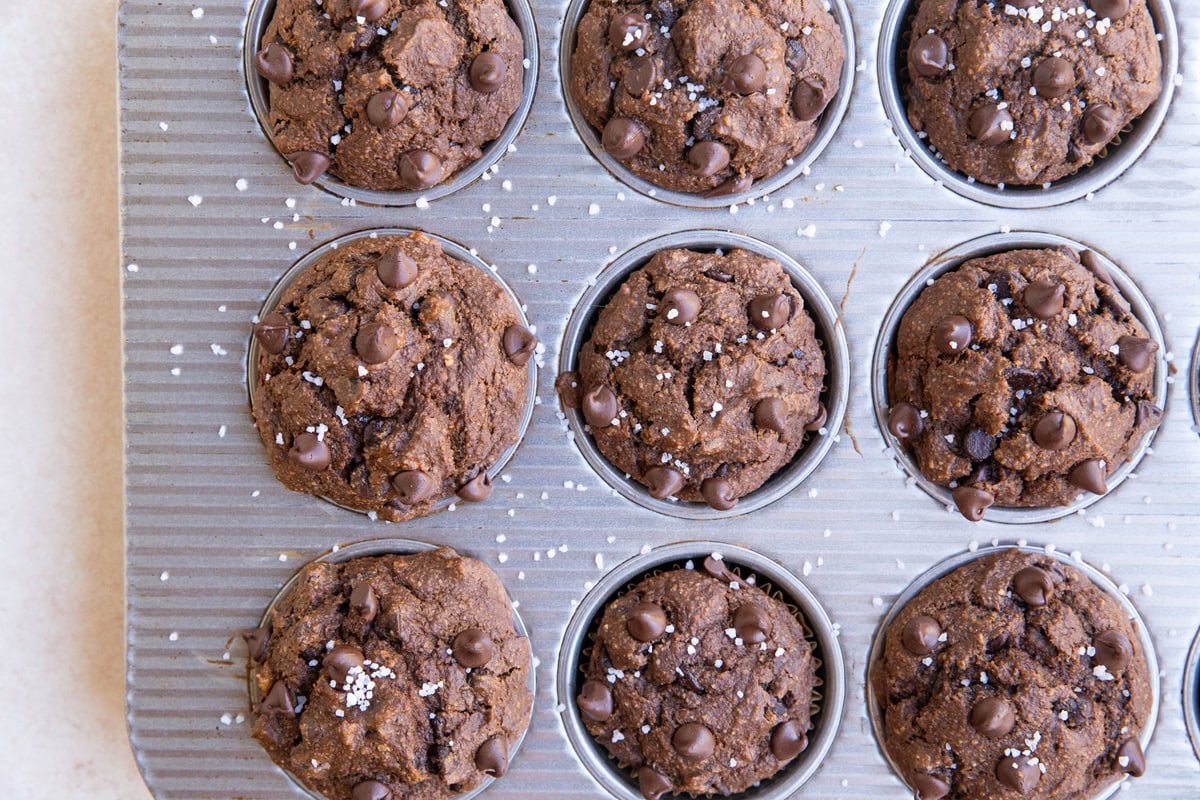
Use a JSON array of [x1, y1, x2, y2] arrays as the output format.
[[871, 549, 1152, 800], [249, 548, 534, 800]]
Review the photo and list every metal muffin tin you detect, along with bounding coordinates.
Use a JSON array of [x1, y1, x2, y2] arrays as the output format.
[[558, 229, 850, 520], [877, 0, 1180, 209], [865, 544, 1162, 800], [869, 230, 1168, 525], [249, 538, 537, 800], [556, 541, 845, 800], [120, 0, 1200, 798]]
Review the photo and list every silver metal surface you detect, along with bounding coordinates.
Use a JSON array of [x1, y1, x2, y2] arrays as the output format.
[[244, 0, 540, 207], [865, 544, 1162, 800], [1186, 628, 1200, 763], [876, 0, 1180, 209], [556, 541, 845, 800], [557, 230, 849, 519], [558, 0, 857, 209], [869, 231, 1168, 525], [119, 0, 1200, 798]]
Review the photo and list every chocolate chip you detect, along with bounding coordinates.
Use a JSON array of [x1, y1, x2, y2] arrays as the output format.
[[964, 428, 996, 461], [933, 315, 972, 354], [1033, 58, 1074, 99], [262, 681, 294, 716], [367, 90, 409, 128], [1117, 335, 1157, 373], [911, 773, 950, 800], [456, 472, 493, 502], [969, 105, 1013, 146], [702, 555, 740, 584], [672, 722, 715, 760], [608, 12, 649, 51], [627, 601, 667, 641], [1089, 0, 1130, 19], [474, 735, 508, 777], [791, 77, 828, 121], [733, 604, 771, 643], [255, 43, 294, 85], [1013, 566, 1054, 607], [952, 486, 993, 521], [452, 628, 495, 668], [350, 0, 388, 21], [911, 34, 949, 78], [254, 312, 290, 355], [288, 151, 330, 185], [901, 615, 941, 656], [351, 781, 392, 800], [644, 466, 684, 499], [804, 402, 827, 432], [995, 756, 1040, 794], [502, 324, 538, 366], [349, 582, 378, 622], [970, 697, 1016, 738], [724, 53, 767, 94], [1068, 459, 1108, 495], [660, 288, 701, 324], [888, 402, 924, 439], [749, 293, 791, 331], [625, 56, 657, 95], [602, 117, 646, 160], [754, 397, 788, 434], [1032, 410, 1076, 450], [703, 174, 753, 198], [1093, 630, 1133, 674], [376, 248, 418, 289], [1081, 103, 1120, 146], [1024, 279, 1065, 319], [687, 140, 731, 177], [355, 321, 398, 364], [576, 679, 614, 722], [701, 477, 738, 510], [1116, 737, 1145, 777], [288, 433, 331, 470], [638, 766, 673, 800], [399, 150, 442, 190], [1078, 249, 1115, 287], [581, 385, 619, 428], [469, 52, 506, 93], [1135, 400, 1163, 429], [243, 626, 270, 662], [323, 644, 365, 685], [769, 720, 808, 761]]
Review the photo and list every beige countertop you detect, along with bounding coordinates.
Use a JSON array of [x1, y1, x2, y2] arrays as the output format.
[[0, 2, 152, 797]]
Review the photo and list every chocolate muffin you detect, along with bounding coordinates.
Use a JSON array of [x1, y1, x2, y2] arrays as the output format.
[[249, 548, 534, 800], [871, 549, 1152, 800], [886, 247, 1160, 521], [558, 246, 827, 511], [576, 556, 818, 799], [569, 0, 845, 196], [251, 232, 536, 521], [905, 0, 1162, 186], [254, 0, 526, 191]]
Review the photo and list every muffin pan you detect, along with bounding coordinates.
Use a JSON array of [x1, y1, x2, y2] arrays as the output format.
[[120, 0, 1200, 798]]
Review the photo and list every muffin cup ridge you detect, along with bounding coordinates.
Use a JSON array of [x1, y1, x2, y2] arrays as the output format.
[[1185, 628, 1200, 763]]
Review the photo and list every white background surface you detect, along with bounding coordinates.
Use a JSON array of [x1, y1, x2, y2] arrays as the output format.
[[0, 2, 152, 797]]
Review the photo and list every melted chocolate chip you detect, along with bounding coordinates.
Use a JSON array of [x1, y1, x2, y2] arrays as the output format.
[[457, 472, 493, 502], [672, 722, 715, 760], [952, 486, 993, 521], [255, 43, 294, 85], [626, 601, 668, 642], [602, 117, 646, 160], [625, 56, 657, 95], [638, 766, 673, 800], [644, 466, 684, 499], [901, 615, 941, 655], [995, 756, 1040, 794], [324, 644, 365, 684], [687, 140, 731, 177], [701, 477, 738, 510], [1024, 279, 1066, 319], [703, 174, 753, 197], [469, 52, 506, 93], [391, 470, 435, 504], [502, 324, 538, 366], [254, 312, 290, 355], [804, 402, 827, 432], [791, 77, 828, 121], [749, 293, 791, 331], [288, 433, 331, 470], [376, 248, 418, 289], [262, 681, 294, 716], [933, 315, 972, 354], [1081, 103, 1120, 146], [911, 34, 949, 78], [452, 628, 495, 668], [1116, 737, 1145, 777], [243, 626, 270, 662], [770, 720, 808, 761], [367, 90, 409, 129], [475, 735, 508, 777], [1032, 411, 1076, 450], [349, 582, 379, 622], [911, 773, 950, 800], [724, 53, 767, 94], [754, 397, 788, 434], [289, 151, 330, 185], [576, 679, 614, 722], [1093, 630, 1133, 674], [732, 604, 771, 643], [581, 385, 619, 428], [969, 105, 1013, 146], [1068, 459, 1107, 495], [660, 288, 701, 324], [1117, 335, 1157, 373], [887, 402, 924, 439], [350, 0, 389, 22], [964, 428, 996, 461], [1089, 0, 1131, 19], [970, 697, 1016, 738], [1033, 58, 1074, 99], [351, 780, 392, 800], [399, 150, 443, 190], [1013, 565, 1054, 606], [355, 321, 398, 364], [608, 12, 649, 51]]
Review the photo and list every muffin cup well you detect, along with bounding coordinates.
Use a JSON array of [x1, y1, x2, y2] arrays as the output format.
[[558, 0, 856, 209], [870, 231, 1168, 525], [248, 537, 536, 800], [866, 544, 1161, 800], [243, 0, 538, 207], [1190, 330, 1200, 435], [1185, 628, 1200, 764], [246, 228, 538, 519], [558, 230, 849, 520], [556, 541, 845, 800], [877, 0, 1179, 209]]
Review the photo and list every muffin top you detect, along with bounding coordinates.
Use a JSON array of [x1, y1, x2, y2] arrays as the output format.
[[569, 0, 844, 196], [256, 0, 526, 191], [558, 246, 826, 511], [249, 548, 534, 800], [252, 232, 535, 521], [886, 247, 1160, 521], [905, 0, 1162, 186], [871, 549, 1151, 800], [577, 556, 818, 798]]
